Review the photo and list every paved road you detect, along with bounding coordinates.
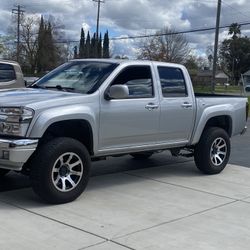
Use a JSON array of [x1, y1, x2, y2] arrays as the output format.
[[0, 120, 249, 192]]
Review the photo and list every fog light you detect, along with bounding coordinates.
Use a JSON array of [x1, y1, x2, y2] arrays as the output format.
[[3, 151, 9, 160]]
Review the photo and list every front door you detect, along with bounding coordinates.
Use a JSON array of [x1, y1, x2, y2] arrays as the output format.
[[99, 65, 160, 152]]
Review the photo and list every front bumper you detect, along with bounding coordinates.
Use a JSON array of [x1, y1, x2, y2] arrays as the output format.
[[0, 138, 38, 171]]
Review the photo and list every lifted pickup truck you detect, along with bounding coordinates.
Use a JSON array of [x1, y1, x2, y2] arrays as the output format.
[[0, 60, 25, 89], [0, 59, 248, 204]]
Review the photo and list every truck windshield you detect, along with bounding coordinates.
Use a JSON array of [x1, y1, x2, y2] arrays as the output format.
[[33, 61, 118, 94]]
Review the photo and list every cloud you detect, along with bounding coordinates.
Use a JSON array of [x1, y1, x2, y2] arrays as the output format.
[[1, 0, 250, 58]]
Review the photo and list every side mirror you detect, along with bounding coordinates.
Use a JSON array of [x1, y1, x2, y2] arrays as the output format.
[[105, 85, 129, 100]]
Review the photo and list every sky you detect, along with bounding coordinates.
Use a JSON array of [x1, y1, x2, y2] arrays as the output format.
[[0, 0, 250, 59]]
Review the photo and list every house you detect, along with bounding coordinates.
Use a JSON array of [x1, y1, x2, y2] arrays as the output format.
[[192, 70, 228, 86], [215, 72, 229, 85]]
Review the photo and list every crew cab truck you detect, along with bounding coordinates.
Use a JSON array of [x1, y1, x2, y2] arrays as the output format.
[[0, 60, 25, 89], [0, 59, 248, 204]]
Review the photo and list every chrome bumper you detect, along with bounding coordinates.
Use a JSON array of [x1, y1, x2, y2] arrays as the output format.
[[0, 138, 38, 171]]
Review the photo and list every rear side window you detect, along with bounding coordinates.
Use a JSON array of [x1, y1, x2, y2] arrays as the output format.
[[158, 66, 187, 97], [111, 66, 154, 98], [0, 63, 16, 82]]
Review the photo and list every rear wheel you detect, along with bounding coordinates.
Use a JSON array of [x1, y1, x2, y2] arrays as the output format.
[[30, 137, 90, 204], [130, 152, 153, 160], [194, 127, 230, 174]]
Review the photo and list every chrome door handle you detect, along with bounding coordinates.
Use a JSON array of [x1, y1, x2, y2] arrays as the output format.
[[181, 102, 193, 108], [145, 103, 159, 111]]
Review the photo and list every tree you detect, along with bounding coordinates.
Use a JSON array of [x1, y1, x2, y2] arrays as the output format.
[[79, 28, 85, 58], [46, 22, 56, 69], [103, 31, 110, 58], [85, 31, 91, 58], [90, 33, 97, 58], [21, 17, 39, 72], [9, 15, 40, 73], [73, 46, 78, 59], [37, 16, 58, 73], [0, 34, 16, 60], [37, 16, 46, 72], [137, 27, 191, 63], [184, 55, 199, 71], [98, 33, 102, 58], [228, 23, 241, 40], [6, 14, 66, 74], [77, 29, 110, 59], [219, 23, 250, 85], [0, 36, 4, 55]]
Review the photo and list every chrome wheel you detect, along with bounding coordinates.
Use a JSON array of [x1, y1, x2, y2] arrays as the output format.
[[210, 137, 227, 166], [52, 152, 83, 192]]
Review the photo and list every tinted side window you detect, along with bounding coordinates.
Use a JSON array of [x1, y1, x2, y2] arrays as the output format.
[[158, 66, 187, 97], [112, 66, 153, 98], [0, 63, 16, 82]]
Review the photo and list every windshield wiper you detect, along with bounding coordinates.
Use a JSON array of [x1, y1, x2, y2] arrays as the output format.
[[29, 85, 75, 92], [46, 85, 75, 92], [28, 84, 45, 89]]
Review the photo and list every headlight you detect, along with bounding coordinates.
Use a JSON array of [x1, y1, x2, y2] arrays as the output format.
[[0, 107, 34, 136]]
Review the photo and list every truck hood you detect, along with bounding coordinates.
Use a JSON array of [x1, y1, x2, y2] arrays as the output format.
[[0, 88, 83, 107]]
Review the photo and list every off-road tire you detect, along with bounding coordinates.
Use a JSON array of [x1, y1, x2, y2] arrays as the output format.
[[194, 127, 230, 175], [30, 137, 90, 204]]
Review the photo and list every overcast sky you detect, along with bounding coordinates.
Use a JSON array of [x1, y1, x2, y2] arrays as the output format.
[[1, 0, 250, 58]]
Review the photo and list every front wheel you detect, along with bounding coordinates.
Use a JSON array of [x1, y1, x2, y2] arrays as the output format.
[[194, 127, 230, 175], [30, 137, 90, 204]]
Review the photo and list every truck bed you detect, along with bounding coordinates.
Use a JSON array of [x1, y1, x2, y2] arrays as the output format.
[[195, 92, 246, 98]]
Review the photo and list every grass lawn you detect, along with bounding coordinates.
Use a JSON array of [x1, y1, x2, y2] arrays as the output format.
[[194, 85, 250, 116], [194, 84, 243, 94]]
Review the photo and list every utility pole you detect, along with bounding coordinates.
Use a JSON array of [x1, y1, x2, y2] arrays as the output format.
[[12, 5, 25, 62], [211, 0, 221, 93], [93, 0, 104, 40]]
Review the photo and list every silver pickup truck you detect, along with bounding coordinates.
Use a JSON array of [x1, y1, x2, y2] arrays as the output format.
[[0, 59, 248, 204]]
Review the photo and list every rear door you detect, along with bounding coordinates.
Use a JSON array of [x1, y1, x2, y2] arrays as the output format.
[[99, 63, 160, 152], [156, 65, 195, 144]]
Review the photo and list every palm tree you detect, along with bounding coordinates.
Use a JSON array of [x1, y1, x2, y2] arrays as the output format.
[[228, 23, 241, 39]]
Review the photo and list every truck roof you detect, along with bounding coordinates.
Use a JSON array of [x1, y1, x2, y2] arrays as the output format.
[[0, 59, 21, 66], [70, 58, 184, 68]]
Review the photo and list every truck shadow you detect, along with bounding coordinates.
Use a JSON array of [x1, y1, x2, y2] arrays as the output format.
[[0, 152, 194, 193], [0, 153, 204, 207]]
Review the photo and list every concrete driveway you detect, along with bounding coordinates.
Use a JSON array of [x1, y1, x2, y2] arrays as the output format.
[[1, 161, 250, 250]]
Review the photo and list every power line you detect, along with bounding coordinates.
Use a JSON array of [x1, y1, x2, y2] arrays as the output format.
[[3, 21, 250, 46], [109, 21, 250, 41], [221, 0, 250, 20]]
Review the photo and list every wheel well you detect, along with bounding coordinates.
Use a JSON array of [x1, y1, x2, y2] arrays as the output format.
[[40, 120, 94, 155], [204, 115, 232, 137]]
